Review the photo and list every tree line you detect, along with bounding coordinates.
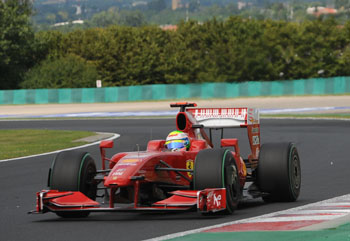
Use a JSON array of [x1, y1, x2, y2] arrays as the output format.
[[2, 0, 350, 89]]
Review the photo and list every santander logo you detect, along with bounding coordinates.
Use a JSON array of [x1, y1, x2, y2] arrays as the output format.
[[192, 108, 248, 120]]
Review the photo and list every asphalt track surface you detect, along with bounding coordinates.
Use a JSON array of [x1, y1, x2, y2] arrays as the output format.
[[0, 118, 349, 241]]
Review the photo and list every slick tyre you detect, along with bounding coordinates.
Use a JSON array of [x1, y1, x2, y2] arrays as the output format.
[[257, 142, 301, 202], [49, 150, 97, 218], [194, 148, 240, 214]]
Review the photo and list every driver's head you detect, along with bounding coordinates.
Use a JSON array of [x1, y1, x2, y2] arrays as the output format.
[[165, 131, 190, 151]]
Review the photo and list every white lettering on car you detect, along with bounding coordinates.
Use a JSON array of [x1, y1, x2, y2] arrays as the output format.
[[252, 135, 260, 145], [213, 194, 221, 207]]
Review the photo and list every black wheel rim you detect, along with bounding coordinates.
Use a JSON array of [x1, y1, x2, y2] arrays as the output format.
[[82, 163, 97, 200], [223, 150, 239, 212], [226, 164, 239, 199], [289, 147, 301, 197]]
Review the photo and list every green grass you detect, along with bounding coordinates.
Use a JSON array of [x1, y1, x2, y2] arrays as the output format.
[[0, 129, 95, 160], [170, 223, 350, 241]]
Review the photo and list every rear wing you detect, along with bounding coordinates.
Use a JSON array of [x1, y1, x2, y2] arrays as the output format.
[[187, 108, 259, 128], [170, 102, 260, 160], [187, 107, 260, 160], [171, 103, 261, 160]]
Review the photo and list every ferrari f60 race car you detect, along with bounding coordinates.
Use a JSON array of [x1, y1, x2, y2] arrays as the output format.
[[29, 102, 301, 218]]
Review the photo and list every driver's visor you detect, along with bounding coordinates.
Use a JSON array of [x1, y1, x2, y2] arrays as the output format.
[[165, 140, 186, 149]]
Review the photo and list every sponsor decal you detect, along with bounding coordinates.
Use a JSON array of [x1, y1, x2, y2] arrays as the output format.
[[186, 159, 194, 177], [255, 148, 260, 158], [198, 189, 226, 212], [213, 194, 222, 207], [191, 108, 247, 121], [247, 109, 259, 124], [207, 191, 222, 208], [252, 135, 260, 145], [252, 127, 259, 134], [116, 163, 137, 166], [248, 117, 259, 124], [112, 169, 126, 176], [116, 163, 137, 168], [122, 159, 139, 163], [123, 153, 149, 158]]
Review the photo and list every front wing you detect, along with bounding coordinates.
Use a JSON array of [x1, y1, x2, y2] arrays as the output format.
[[29, 188, 226, 215]]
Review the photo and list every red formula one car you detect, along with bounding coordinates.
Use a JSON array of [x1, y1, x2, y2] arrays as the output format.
[[30, 102, 301, 218]]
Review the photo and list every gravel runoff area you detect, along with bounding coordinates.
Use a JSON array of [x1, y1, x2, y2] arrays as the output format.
[[0, 95, 349, 116]]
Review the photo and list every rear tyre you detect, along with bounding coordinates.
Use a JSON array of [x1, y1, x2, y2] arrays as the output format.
[[49, 150, 97, 218], [257, 142, 301, 202], [194, 149, 240, 214]]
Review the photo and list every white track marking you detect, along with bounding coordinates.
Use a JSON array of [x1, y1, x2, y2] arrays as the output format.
[[0, 132, 119, 163], [1, 106, 350, 119], [318, 202, 350, 206], [144, 194, 350, 241], [239, 215, 348, 222], [280, 210, 350, 214]]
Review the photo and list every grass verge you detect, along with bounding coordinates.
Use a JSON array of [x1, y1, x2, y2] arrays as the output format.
[[169, 222, 350, 241], [0, 129, 95, 160]]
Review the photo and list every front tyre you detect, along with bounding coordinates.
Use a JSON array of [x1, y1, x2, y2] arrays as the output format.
[[257, 142, 301, 202], [194, 149, 240, 214], [49, 150, 97, 218]]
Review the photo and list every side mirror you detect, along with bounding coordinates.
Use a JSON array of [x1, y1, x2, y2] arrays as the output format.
[[100, 140, 114, 149]]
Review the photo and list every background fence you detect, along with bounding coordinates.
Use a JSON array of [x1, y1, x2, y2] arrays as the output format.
[[1, 76, 350, 105]]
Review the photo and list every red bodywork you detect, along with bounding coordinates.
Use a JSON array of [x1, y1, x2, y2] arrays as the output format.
[[31, 102, 261, 215]]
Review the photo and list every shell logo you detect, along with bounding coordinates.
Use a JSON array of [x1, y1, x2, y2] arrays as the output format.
[[122, 159, 139, 163]]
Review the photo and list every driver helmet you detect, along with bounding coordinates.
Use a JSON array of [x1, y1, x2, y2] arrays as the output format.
[[165, 131, 190, 151]]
